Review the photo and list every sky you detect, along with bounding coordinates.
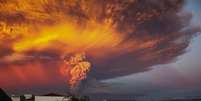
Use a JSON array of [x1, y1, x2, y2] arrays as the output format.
[[0, 0, 201, 100]]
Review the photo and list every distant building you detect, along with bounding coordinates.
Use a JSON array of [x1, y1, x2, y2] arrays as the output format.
[[11, 94, 35, 101], [35, 96, 65, 101], [11, 93, 90, 101], [35, 93, 68, 101], [11, 95, 20, 101]]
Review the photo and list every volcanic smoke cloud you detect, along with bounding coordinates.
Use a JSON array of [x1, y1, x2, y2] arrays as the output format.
[[0, 0, 200, 90], [61, 52, 91, 92]]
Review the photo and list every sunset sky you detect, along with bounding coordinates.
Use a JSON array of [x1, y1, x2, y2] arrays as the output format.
[[0, 0, 201, 100]]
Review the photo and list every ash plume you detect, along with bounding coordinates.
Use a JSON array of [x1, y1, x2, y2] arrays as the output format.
[[0, 0, 200, 90]]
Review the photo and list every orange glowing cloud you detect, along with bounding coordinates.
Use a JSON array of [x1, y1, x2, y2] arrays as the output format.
[[0, 0, 199, 90]]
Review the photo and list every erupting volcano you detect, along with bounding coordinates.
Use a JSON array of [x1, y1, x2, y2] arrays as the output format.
[[0, 0, 200, 94], [61, 52, 91, 91]]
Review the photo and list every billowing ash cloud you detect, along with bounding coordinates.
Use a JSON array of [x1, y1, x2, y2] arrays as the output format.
[[0, 0, 200, 88], [86, 0, 200, 79]]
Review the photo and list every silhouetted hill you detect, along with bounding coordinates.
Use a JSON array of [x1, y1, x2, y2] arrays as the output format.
[[0, 88, 12, 101]]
